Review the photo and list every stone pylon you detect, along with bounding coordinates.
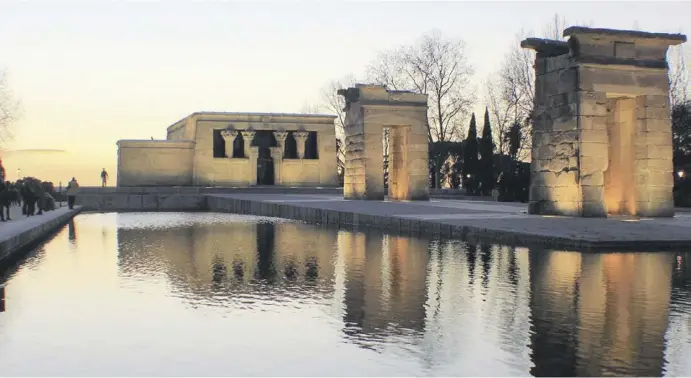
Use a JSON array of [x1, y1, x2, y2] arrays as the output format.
[[339, 84, 429, 201], [523, 27, 686, 217]]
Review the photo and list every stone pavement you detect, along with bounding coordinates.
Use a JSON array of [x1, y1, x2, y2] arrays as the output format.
[[210, 193, 691, 251], [0, 204, 81, 265]]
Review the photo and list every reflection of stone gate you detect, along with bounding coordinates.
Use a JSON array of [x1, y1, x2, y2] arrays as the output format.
[[523, 27, 686, 217], [339, 85, 429, 201]]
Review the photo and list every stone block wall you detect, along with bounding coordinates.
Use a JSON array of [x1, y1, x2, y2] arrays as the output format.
[[119, 112, 340, 188], [340, 85, 429, 201], [117, 140, 195, 186], [529, 51, 582, 216], [524, 27, 686, 217], [189, 113, 339, 187]]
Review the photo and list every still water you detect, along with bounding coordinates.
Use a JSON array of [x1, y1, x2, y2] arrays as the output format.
[[0, 212, 690, 376]]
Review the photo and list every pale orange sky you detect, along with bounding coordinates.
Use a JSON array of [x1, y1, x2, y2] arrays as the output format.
[[1, 1, 689, 186]]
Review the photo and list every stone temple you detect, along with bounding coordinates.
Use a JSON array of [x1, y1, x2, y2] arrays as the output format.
[[524, 27, 687, 217], [117, 112, 338, 187], [339, 85, 430, 201]]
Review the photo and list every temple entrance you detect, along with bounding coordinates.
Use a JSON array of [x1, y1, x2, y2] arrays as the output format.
[[254, 131, 277, 186], [339, 85, 429, 201], [257, 155, 275, 185], [604, 97, 637, 215]]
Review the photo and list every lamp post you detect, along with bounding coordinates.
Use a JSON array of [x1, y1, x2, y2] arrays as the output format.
[[16, 168, 20, 181]]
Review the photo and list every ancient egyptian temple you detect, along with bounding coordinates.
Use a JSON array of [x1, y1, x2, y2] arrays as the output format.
[[117, 112, 339, 187], [524, 27, 686, 217]]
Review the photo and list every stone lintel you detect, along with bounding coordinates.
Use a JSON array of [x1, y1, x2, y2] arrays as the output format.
[[339, 84, 427, 110], [563, 27, 687, 45], [521, 37, 570, 57], [575, 55, 668, 70], [358, 101, 428, 108]]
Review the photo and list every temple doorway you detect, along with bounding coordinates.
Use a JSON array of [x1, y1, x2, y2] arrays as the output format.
[[255, 131, 276, 186]]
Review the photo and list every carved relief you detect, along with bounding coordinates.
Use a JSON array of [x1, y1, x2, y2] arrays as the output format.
[[220, 129, 239, 158], [293, 131, 310, 159], [273, 131, 289, 148], [241, 131, 256, 157]]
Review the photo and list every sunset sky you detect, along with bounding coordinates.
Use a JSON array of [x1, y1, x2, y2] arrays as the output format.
[[0, 1, 689, 186]]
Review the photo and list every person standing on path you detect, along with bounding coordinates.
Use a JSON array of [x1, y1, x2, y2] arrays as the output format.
[[100, 169, 109, 187], [66, 177, 79, 209]]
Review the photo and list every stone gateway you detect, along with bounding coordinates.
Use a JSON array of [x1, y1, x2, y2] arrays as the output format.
[[117, 112, 339, 187], [523, 27, 686, 217], [339, 85, 430, 201]]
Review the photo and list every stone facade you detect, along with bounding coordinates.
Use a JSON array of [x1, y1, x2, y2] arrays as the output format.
[[524, 27, 686, 217], [339, 85, 429, 201], [117, 112, 339, 187]]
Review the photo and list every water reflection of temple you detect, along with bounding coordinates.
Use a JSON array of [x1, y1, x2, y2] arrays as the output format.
[[338, 231, 430, 342], [112, 213, 689, 376], [116, 218, 338, 302], [529, 250, 675, 377]]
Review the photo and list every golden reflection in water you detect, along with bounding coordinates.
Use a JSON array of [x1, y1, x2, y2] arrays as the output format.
[[1, 213, 685, 376], [529, 249, 675, 376]]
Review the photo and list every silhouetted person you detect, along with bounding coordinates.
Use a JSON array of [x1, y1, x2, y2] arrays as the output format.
[[100, 169, 109, 187], [66, 177, 79, 209]]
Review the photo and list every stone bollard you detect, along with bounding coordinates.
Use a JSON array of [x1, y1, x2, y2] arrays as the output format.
[[0, 285, 5, 312]]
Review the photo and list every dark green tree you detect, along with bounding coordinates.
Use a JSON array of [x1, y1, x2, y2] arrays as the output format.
[[673, 101, 691, 166], [463, 113, 479, 194], [507, 121, 522, 162], [479, 107, 495, 195]]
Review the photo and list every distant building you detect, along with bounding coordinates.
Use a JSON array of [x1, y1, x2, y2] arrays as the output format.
[[116, 112, 339, 187]]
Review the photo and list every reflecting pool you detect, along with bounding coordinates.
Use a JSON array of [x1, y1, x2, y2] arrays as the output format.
[[0, 212, 690, 376]]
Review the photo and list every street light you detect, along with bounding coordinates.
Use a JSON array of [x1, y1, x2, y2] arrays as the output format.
[[679, 170, 685, 179]]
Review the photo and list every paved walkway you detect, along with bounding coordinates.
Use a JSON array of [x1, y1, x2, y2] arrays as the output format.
[[212, 193, 691, 251], [0, 203, 71, 245]]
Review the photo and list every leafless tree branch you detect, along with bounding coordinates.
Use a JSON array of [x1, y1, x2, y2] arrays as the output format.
[[365, 29, 476, 143], [669, 44, 690, 107], [0, 69, 19, 147], [488, 14, 593, 162]]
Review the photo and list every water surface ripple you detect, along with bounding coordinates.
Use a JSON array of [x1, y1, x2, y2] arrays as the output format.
[[0, 212, 689, 376]]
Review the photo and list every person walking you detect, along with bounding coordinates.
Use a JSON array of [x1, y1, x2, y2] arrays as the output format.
[[100, 169, 109, 187], [66, 177, 79, 209]]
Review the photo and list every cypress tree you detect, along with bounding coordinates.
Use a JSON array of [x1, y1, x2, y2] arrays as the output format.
[[462, 113, 479, 194], [479, 107, 495, 195]]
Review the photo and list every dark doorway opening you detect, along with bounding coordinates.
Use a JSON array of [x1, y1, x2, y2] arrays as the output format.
[[254, 131, 277, 185]]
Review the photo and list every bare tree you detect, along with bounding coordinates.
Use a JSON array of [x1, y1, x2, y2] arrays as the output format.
[[302, 75, 357, 173], [486, 14, 586, 161], [366, 29, 475, 143], [299, 102, 323, 114], [0, 70, 19, 146], [484, 77, 513, 155], [669, 44, 689, 107]]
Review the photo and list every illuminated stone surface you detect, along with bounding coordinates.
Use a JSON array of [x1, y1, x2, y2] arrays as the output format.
[[339, 85, 429, 201], [523, 27, 687, 217], [117, 113, 338, 187]]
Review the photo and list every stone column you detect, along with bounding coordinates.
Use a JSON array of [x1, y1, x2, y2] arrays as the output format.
[[221, 129, 238, 158], [248, 147, 259, 186], [270, 146, 283, 185], [241, 130, 255, 158], [272, 131, 288, 185], [242, 131, 257, 186], [273, 131, 288, 155], [294, 131, 310, 159]]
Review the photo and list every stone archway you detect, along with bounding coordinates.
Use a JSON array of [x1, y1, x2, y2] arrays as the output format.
[[523, 27, 686, 217], [338, 85, 429, 201]]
